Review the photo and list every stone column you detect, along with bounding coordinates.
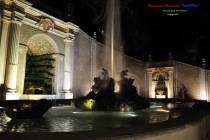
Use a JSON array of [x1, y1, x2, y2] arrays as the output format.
[[0, 17, 10, 85], [52, 54, 64, 99], [200, 68, 207, 100], [5, 20, 22, 96], [147, 71, 154, 98], [168, 70, 174, 98], [62, 37, 74, 99], [207, 73, 210, 101], [16, 45, 28, 95], [0, 16, 10, 100]]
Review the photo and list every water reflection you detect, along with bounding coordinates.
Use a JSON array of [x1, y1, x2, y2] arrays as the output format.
[[0, 103, 189, 132], [1, 117, 50, 132]]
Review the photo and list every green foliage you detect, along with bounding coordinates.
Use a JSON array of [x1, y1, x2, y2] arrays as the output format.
[[155, 81, 167, 96], [155, 74, 167, 96], [24, 54, 55, 95]]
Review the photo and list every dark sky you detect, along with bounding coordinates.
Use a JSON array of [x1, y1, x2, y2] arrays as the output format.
[[27, 0, 210, 68]]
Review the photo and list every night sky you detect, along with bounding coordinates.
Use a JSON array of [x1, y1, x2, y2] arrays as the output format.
[[28, 0, 210, 68]]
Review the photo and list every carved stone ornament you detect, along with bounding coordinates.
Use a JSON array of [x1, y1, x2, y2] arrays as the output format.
[[28, 36, 56, 55], [36, 16, 55, 31], [152, 71, 169, 81]]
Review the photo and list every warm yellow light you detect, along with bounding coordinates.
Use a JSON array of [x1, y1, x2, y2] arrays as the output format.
[[155, 108, 170, 113], [83, 99, 95, 110], [114, 83, 120, 93], [6, 92, 20, 100], [201, 91, 207, 100]]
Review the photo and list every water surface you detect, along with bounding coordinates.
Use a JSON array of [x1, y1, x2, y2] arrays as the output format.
[[0, 102, 189, 132]]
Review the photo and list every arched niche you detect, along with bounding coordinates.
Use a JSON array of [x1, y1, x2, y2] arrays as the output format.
[[23, 34, 59, 95], [27, 34, 58, 55]]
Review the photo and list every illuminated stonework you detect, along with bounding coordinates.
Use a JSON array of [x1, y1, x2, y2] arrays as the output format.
[[0, 0, 78, 100], [27, 34, 57, 55], [147, 67, 174, 99], [35, 16, 55, 31], [152, 69, 169, 81], [0, 0, 209, 101]]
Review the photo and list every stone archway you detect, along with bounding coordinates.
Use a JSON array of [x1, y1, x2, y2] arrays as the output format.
[[147, 67, 174, 99], [26, 34, 58, 95], [17, 34, 59, 97], [152, 72, 169, 99]]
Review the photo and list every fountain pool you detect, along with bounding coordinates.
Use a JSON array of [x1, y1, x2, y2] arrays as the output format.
[[0, 102, 192, 132]]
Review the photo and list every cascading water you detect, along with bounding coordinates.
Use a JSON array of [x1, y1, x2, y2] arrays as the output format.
[[105, 0, 124, 79]]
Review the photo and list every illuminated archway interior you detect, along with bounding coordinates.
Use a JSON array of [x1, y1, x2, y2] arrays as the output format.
[[24, 35, 57, 95]]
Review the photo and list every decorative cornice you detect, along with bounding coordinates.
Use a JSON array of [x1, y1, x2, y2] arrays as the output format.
[[23, 4, 79, 34], [11, 11, 25, 21], [152, 71, 169, 81], [146, 67, 174, 72], [0, 1, 25, 22], [1, 0, 80, 37], [0, 0, 32, 8]]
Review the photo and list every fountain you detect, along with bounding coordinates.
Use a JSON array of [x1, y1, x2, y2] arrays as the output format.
[[74, 68, 116, 110], [105, 0, 123, 79], [1, 1, 210, 139], [73, 0, 149, 111], [73, 68, 149, 111]]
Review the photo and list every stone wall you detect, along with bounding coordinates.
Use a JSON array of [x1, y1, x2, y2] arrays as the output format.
[[124, 56, 146, 96], [73, 31, 94, 97], [175, 62, 201, 99], [72, 30, 146, 98]]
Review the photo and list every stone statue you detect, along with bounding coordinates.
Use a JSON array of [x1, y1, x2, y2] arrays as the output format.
[[118, 70, 137, 99], [91, 68, 115, 95], [86, 68, 116, 110], [118, 70, 150, 110], [73, 69, 149, 111]]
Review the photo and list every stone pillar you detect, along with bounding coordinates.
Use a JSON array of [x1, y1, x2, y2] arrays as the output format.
[[0, 17, 10, 84], [62, 37, 74, 99], [147, 71, 154, 98], [0, 16, 10, 100], [207, 73, 210, 101], [16, 45, 28, 95], [200, 68, 207, 100], [5, 20, 22, 97], [168, 71, 174, 98], [52, 54, 64, 99]]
